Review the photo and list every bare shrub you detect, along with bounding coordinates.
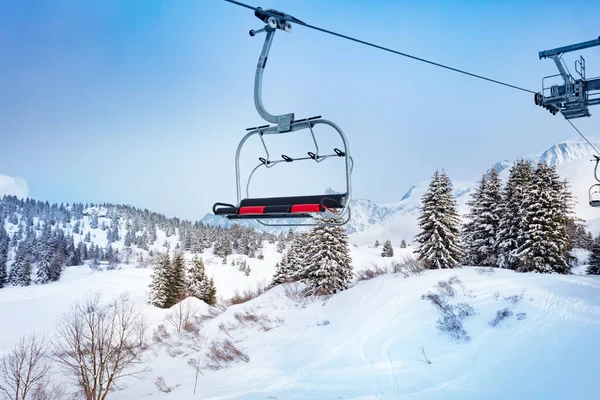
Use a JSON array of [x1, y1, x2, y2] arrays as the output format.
[[231, 308, 283, 332], [283, 282, 322, 307], [224, 281, 268, 306], [52, 293, 149, 400], [0, 333, 50, 400], [317, 320, 330, 326], [475, 267, 496, 275], [419, 346, 432, 364], [421, 292, 451, 313], [152, 324, 170, 343], [436, 314, 470, 342], [205, 340, 250, 370], [455, 302, 476, 318], [187, 357, 203, 394], [391, 256, 425, 277], [401, 256, 426, 276], [356, 263, 389, 281], [165, 300, 200, 333], [516, 312, 527, 320], [166, 346, 185, 358], [154, 376, 173, 393], [504, 291, 524, 306], [434, 276, 461, 298], [489, 307, 513, 327]]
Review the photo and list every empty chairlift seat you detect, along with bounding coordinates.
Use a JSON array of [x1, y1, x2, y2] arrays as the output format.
[[213, 193, 346, 220]]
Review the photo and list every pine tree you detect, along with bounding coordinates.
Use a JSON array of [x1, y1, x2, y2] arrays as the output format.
[[300, 219, 353, 295], [90, 215, 99, 229], [587, 237, 600, 275], [9, 244, 31, 286], [204, 278, 217, 306], [516, 162, 571, 274], [272, 252, 294, 285], [186, 256, 210, 302], [0, 222, 8, 288], [381, 240, 394, 257], [168, 251, 187, 305], [148, 253, 171, 308], [400, 240, 407, 248], [495, 159, 533, 269], [374, 240, 380, 248], [463, 167, 502, 266], [414, 170, 464, 269]]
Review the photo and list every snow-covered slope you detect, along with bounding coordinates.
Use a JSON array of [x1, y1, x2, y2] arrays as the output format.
[[0, 245, 598, 399]]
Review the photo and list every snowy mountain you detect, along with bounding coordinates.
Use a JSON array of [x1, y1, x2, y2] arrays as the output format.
[[202, 139, 600, 244]]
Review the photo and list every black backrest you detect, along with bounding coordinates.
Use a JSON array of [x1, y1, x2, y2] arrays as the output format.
[[240, 193, 346, 208]]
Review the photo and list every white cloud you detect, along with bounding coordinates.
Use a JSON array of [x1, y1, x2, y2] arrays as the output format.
[[0, 174, 29, 198]]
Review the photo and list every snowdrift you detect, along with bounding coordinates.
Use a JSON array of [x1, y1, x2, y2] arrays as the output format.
[[1, 246, 599, 400]]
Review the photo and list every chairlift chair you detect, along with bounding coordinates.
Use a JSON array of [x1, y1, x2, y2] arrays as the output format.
[[212, 8, 353, 226], [590, 155, 600, 207]]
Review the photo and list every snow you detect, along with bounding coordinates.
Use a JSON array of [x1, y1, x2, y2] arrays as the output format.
[[1, 244, 599, 399]]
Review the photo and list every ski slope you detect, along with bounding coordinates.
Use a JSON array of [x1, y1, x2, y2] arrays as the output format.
[[0, 245, 599, 400]]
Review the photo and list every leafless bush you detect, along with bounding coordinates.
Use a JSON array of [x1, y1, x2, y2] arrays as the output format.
[[400, 256, 426, 276], [489, 307, 513, 327], [165, 300, 200, 333], [356, 263, 389, 281], [224, 281, 268, 306], [516, 312, 527, 320], [0, 333, 50, 400], [391, 256, 426, 278], [283, 282, 323, 307], [317, 320, 330, 326], [421, 292, 451, 313], [30, 382, 66, 400], [187, 357, 204, 394], [455, 302, 476, 318], [205, 340, 250, 370], [166, 346, 185, 358], [435, 280, 456, 297], [436, 314, 470, 342], [504, 291, 524, 306], [419, 346, 432, 364], [135, 314, 149, 349], [154, 376, 173, 393], [475, 267, 496, 275], [231, 308, 283, 332], [52, 293, 149, 400], [153, 324, 170, 343]]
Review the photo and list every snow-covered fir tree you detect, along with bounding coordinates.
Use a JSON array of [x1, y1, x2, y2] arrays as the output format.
[[515, 162, 572, 274], [494, 159, 533, 269], [148, 253, 171, 308], [0, 221, 8, 288], [186, 256, 216, 305], [374, 240, 380, 248], [168, 251, 187, 304], [463, 167, 502, 266], [400, 240, 406, 248], [272, 252, 294, 285], [587, 237, 600, 275], [414, 170, 464, 269], [381, 240, 394, 257], [299, 219, 353, 295]]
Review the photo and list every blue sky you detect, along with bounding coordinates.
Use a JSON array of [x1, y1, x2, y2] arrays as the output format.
[[1, 0, 599, 220]]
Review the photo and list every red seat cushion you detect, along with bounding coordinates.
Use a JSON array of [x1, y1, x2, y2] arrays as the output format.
[[239, 206, 266, 215], [290, 204, 322, 213]]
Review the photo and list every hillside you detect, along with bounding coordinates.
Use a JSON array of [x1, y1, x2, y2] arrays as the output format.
[[0, 245, 598, 399]]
